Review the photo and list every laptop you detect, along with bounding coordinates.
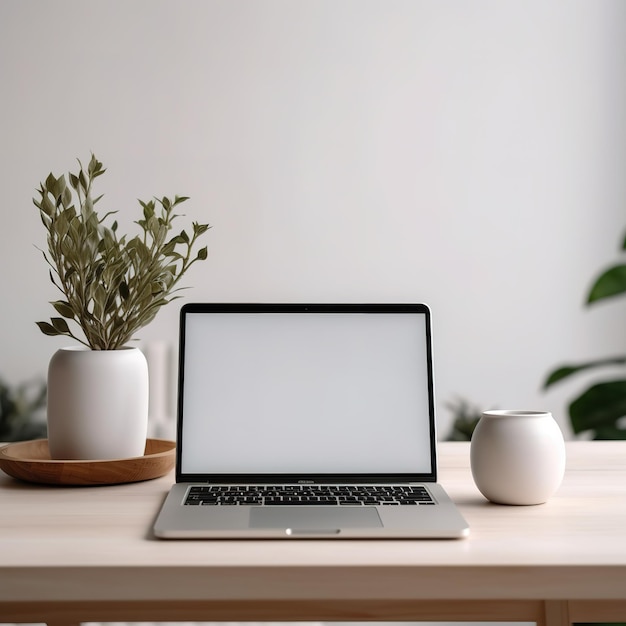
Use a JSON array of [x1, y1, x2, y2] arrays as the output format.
[[153, 303, 469, 539]]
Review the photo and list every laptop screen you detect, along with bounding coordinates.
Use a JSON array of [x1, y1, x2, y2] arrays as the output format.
[[177, 304, 436, 481]]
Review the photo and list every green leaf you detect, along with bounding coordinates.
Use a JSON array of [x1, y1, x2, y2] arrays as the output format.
[[160, 241, 176, 256], [544, 366, 582, 387], [45, 173, 57, 194], [78, 169, 87, 192], [88, 153, 105, 177], [569, 380, 626, 434], [151, 281, 164, 295], [36, 321, 61, 337], [193, 222, 211, 236], [587, 264, 626, 303], [592, 427, 626, 440], [196, 246, 208, 260], [40, 193, 55, 217], [104, 288, 119, 312], [61, 186, 72, 208], [543, 356, 626, 388], [143, 202, 155, 220], [119, 281, 130, 300], [51, 317, 70, 333], [92, 283, 107, 321], [51, 300, 76, 319]]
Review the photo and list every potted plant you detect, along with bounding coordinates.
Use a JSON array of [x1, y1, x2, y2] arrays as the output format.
[[543, 228, 626, 439], [33, 154, 210, 459]]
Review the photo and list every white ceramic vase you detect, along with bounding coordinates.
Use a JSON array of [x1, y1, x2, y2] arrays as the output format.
[[47, 346, 149, 460], [470, 410, 566, 505]]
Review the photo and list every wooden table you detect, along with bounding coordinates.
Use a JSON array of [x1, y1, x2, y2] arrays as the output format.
[[1, 441, 625, 626]]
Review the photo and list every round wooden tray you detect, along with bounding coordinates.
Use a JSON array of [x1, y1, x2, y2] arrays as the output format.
[[0, 438, 175, 486]]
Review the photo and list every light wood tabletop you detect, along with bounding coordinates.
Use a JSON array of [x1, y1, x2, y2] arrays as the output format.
[[1, 441, 625, 626]]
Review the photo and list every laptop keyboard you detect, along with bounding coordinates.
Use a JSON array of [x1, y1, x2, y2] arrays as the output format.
[[184, 484, 435, 506]]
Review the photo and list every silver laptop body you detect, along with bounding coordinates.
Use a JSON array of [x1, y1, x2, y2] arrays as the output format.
[[153, 303, 469, 539]]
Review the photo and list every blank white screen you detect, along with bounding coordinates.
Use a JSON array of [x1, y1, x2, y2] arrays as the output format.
[[180, 312, 433, 475]]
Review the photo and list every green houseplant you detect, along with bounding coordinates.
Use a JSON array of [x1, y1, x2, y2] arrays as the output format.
[[33, 154, 210, 459], [34, 154, 209, 350], [0, 377, 47, 442], [543, 229, 626, 439], [445, 397, 485, 441]]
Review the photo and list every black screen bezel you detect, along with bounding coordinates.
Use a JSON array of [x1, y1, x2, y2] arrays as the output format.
[[175, 303, 438, 484]]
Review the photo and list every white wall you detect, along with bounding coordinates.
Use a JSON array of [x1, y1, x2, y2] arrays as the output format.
[[1, 0, 625, 438]]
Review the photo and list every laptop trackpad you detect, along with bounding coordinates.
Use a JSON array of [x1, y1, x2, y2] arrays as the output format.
[[249, 507, 382, 532]]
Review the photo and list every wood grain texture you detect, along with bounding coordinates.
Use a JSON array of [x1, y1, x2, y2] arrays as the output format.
[[0, 438, 175, 485], [0, 598, 548, 623], [1, 442, 626, 626]]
